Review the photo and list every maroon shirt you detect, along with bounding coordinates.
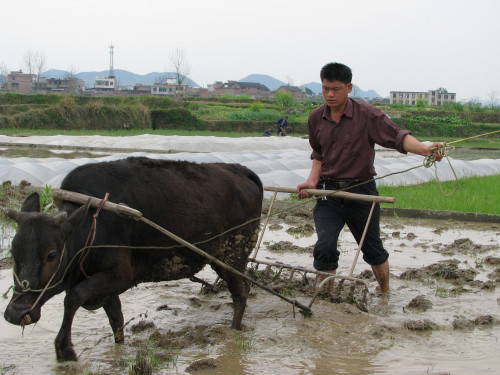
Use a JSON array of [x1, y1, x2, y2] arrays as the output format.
[[308, 99, 411, 180]]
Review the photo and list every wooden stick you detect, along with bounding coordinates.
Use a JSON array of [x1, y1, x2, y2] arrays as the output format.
[[264, 186, 396, 204], [53, 189, 143, 219], [51, 188, 312, 314]]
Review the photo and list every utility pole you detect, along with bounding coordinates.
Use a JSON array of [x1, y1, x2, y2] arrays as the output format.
[[109, 44, 115, 78]]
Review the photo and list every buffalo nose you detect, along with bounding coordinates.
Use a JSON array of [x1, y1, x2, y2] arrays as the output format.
[[4, 303, 33, 326]]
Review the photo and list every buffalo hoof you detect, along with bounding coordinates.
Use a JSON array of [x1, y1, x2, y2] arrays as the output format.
[[114, 330, 125, 343], [56, 346, 78, 362]]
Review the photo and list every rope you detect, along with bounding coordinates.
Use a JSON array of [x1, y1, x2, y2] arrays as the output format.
[[79, 193, 108, 278], [4, 131, 497, 305]]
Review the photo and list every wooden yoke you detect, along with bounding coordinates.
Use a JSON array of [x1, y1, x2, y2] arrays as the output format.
[[53, 189, 143, 219]]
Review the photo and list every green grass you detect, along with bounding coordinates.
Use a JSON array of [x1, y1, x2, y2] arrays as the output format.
[[378, 174, 500, 215]]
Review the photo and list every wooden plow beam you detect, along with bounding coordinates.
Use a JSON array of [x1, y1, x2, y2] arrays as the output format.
[[52, 189, 312, 315]]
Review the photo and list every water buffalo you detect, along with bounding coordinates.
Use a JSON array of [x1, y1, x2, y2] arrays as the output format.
[[4, 157, 263, 362]]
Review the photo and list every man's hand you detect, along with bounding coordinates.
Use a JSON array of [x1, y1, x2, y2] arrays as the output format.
[[296, 180, 318, 199], [403, 135, 444, 161], [428, 142, 444, 162]]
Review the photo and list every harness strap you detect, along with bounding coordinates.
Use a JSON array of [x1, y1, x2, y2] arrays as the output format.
[[79, 193, 109, 278]]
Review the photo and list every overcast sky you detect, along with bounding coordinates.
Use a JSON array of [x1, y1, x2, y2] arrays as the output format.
[[2, 0, 499, 101]]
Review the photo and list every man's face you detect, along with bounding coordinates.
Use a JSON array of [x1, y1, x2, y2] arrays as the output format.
[[322, 79, 352, 110]]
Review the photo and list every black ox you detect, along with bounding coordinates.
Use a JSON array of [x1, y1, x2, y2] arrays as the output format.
[[4, 157, 263, 362]]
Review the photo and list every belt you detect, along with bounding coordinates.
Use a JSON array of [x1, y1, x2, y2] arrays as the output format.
[[319, 178, 360, 189]]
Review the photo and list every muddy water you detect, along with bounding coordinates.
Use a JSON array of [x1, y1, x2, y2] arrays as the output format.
[[1, 216, 499, 374]]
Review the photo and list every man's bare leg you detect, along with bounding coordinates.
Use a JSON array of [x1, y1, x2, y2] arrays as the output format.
[[371, 260, 390, 293], [318, 270, 337, 294]]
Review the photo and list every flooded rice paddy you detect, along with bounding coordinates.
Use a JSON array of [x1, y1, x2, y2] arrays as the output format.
[[1, 211, 499, 375], [0, 141, 498, 374]]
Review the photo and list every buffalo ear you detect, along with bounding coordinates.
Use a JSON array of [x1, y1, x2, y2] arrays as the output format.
[[20, 192, 41, 213], [4, 192, 41, 223], [5, 208, 22, 223], [60, 204, 89, 237]]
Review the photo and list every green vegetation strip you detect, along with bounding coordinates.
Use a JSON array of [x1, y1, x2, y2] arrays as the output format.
[[378, 174, 500, 215]]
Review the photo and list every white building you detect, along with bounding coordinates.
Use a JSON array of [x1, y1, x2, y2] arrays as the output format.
[[390, 90, 456, 106], [151, 78, 188, 97], [94, 76, 117, 92]]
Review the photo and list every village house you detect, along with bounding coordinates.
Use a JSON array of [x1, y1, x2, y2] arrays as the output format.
[[151, 78, 189, 97], [94, 76, 117, 92], [390, 90, 456, 106], [214, 81, 272, 99], [3, 71, 35, 94], [276, 85, 306, 100], [34, 77, 85, 95]]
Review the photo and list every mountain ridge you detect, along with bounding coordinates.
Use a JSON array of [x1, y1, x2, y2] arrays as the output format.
[[43, 69, 383, 98], [239, 74, 383, 98]]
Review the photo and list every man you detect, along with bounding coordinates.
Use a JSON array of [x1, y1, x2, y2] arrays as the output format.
[[275, 116, 289, 136], [296, 62, 443, 294], [262, 127, 272, 136]]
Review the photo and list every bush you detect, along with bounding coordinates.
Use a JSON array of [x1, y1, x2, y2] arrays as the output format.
[[150, 108, 204, 130], [276, 91, 294, 107], [228, 109, 280, 121], [248, 101, 264, 112]]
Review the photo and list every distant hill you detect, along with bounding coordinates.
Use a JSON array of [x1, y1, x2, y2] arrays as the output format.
[[239, 74, 286, 91], [239, 74, 383, 99], [43, 69, 199, 88], [42, 69, 382, 98], [300, 82, 383, 99]]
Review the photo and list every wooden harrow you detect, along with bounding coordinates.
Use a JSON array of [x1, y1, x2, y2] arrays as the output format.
[[250, 186, 396, 307]]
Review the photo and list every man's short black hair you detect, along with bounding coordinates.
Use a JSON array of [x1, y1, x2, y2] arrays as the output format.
[[320, 63, 352, 85]]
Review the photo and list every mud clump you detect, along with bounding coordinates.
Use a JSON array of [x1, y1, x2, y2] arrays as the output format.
[[399, 260, 478, 282], [405, 295, 433, 312], [485, 257, 500, 265], [185, 358, 218, 372], [0, 257, 14, 270], [437, 238, 498, 255], [131, 320, 156, 333], [266, 240, 313, 254], [286, 223, 315, 237], [148, 325, 216, 349], [453, 315, 500, 329], [403, 319, 439, 331]]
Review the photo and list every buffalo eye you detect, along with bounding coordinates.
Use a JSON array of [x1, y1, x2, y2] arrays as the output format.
[[46, 251, 58, 263]]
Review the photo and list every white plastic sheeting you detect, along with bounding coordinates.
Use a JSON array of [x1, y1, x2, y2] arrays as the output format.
[[0, 134, 313, 153], [0, 135, 499, 199]]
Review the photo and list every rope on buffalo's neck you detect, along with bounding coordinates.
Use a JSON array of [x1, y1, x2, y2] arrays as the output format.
[[79, 193, 109, 278]]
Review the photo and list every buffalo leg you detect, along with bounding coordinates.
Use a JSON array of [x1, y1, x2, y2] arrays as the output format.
[[55, 271, 132, 361], [103, 295, 125, 343], [55, 296, 79, 362], [213, 265, 250, 330]]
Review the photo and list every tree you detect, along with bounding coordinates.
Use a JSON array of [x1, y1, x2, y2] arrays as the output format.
[[24, 49, 47, 92], [351, 84, 360, 98], [168, 48, 191, 97], [276, 90, 294, 107], [436, 87, 448, 94], [487, 90, 499, 108], [0, 62, 8, 87], [64, 64, 81, 95]]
